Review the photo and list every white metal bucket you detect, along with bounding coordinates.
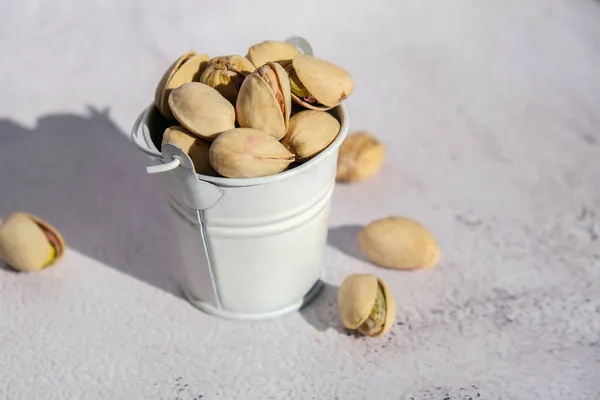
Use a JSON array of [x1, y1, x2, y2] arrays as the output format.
[[130, 38, 349, 320]]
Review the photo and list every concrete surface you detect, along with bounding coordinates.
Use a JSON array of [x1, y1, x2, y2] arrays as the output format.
[[1, 0, 600, 399]]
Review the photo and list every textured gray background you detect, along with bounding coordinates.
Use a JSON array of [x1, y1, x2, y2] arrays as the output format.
[[1, 0, 600, 399]]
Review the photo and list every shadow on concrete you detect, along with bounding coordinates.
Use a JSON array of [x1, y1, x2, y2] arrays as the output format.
[[0, 106, 184, 298]]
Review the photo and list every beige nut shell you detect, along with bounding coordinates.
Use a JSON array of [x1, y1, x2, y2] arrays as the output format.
[[247, 40, 299, 67], [209, 128, 295, 178], [168, 82, 236, 141], [154, 51, 210, 119], [281, 110, 340, 160], [162, 126, 215, 175], [0, 212, 65, 272], [336, 132, 385, 182], [358, 217, 440, 270], [199, 55, 255, 104], [236, 62, 291, 140], [291, 54, 354, 110], [338, 274, 396, 337]]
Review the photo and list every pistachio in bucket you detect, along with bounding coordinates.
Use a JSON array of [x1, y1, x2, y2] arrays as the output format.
[[282, 110, 340, 161], [154, 51, 210, 119], [246, 40, 299, 67], [338, 274, 396, 337], [236, 62, 291, 140], [285, 54, 354, 110], [209, 128, 295, 178], [200, 55, 256, 105], [168, 82, 236, 141], [0, 212, 65, 272], [162, 126, 215, 175]]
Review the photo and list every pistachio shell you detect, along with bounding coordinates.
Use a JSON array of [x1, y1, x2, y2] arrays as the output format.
[[236, 62, 291, 140], [209, 128, 295, 178], [288, 54, 354, 110], [154, 51, 210, 119], [281, 110, 340, 160], [371, 279, 396, 337], [247, 40, 299, 67], [336, 132, 385, 182], [358, 217, 440, 270], [338, 274, 396, 337], [162, 126, 215, 175], [0, 212, 65, 272], [199, 55, 255, 104], [168, 82, 236, 140], [338, 274, 378, 329], [356, 282, 386, 336]]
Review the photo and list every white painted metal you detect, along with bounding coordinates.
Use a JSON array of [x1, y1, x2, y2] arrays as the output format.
[[129, 38, 349, 319]]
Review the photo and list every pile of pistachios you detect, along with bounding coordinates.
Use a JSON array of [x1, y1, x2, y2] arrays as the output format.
[[153, 40, 354, 179]]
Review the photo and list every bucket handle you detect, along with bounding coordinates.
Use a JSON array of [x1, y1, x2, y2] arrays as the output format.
[[160, 144, 224, 210], [284, 36, 313, 56]]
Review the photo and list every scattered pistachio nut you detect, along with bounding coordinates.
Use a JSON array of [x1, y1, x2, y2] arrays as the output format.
[[199, 55, 255, 104], [236, 62, 291, 140], [282, 110, 340, 160], [209, 128, 295, 178], [154, 51, 210, 119], [247, 40, 299, 67], [336, 131, 385, 182], [338, 274, 396, 337], [358, 217, 440, 270], [168, 82, 236, 141], [162, 126, 215, 175], [0, 212, 65, 272], [285, 54, 354, 110]]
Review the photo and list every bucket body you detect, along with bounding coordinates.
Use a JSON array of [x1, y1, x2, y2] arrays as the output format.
[[167, 143, 336, 318], [131, 68, 348, 319]]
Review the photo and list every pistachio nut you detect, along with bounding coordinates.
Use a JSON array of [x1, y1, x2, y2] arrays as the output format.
[[281, 110, 340, 160], [209, 128, 295, 178], [0, 212, 65, 272], [236, 62, 291, 140], [338, 274, 396, 337], [162, 126, 215, 175], [336, 131, 385, 182], [168, 82, 236, 140], [154, 51, 210, 119], [199, 55, 256, 104], [285, 54, 354, 110], [358, 217, 440, 270], [247, 40, 299, 68]]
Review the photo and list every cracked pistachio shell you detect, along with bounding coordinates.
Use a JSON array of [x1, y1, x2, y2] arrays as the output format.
[[358, 217, 440, 270], [336, 131, 385, 182], [338, 274, 396, 337], [199, 55, 255, 104], [247, 40, 299, 67], [287, 54, 354, 110], [281, 110, 340, 160], [154, 51, 210, 119], [162, 126, 215, 175], [168, 82, 236, 141], [236, 62, 291, 140], [0, 212, 65, 272], [209, 128, 295, 178]]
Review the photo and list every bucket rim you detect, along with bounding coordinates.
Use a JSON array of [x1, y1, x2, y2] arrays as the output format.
[[133, 102, 350, 187]]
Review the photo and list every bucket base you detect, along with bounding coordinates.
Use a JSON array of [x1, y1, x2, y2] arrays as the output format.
[[182, 280, 324, 321]]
